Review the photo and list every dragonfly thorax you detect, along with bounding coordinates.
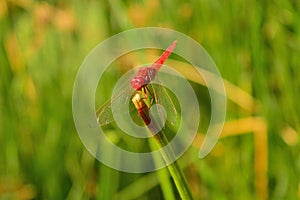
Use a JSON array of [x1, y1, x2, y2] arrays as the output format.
[[130, 67, 157, 90]]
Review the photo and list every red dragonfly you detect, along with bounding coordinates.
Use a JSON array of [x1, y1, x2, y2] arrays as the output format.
[[96, 41, 177, 126]]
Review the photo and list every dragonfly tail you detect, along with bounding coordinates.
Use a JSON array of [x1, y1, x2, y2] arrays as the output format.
[[153, 40, 177, 70]]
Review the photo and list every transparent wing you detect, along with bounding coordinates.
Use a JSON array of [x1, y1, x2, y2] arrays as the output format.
[[150, 81, 177, 125], [96, 81, 135, 126]]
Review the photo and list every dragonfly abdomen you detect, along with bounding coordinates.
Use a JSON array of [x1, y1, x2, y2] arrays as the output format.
[[130, 41, 177, 91]]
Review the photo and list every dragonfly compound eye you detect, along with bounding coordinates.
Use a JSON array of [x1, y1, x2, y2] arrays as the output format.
[[130, 77, 145, 90]]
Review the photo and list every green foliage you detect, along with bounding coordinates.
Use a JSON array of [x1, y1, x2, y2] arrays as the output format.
[[0, 0, 299, 199]]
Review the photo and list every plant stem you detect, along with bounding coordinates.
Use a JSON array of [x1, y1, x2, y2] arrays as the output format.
[[132, 93, 194, 200]]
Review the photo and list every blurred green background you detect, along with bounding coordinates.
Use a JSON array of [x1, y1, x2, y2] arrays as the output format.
[[0, 0, 299, 199]]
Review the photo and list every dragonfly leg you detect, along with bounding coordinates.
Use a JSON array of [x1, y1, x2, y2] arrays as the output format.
[[145, 86, 155, 105], [139, 87, 148, 99]]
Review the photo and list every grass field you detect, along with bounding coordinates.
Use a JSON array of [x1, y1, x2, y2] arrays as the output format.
[[0, 0, 299, 199]]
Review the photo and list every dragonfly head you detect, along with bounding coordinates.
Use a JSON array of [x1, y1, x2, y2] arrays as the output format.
[[130, 77, 145, 90]]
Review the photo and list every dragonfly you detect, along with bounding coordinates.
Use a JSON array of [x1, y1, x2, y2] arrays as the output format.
[[96, 40, 178, 126]]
